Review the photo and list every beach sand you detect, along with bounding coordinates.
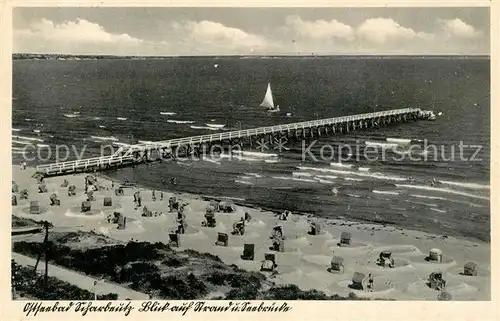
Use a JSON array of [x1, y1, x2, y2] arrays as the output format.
[[11, 165, 490, 300]]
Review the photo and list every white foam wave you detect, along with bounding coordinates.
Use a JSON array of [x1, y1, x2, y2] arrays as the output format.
[[292, 172, 313, 177], [112, 142, 134, 147], [233, 150, 277, 158], [358, 167, 370, 172], [206, 123, 225, 128], [430, 208, 447, 213], [25, 118, 33, 121], [330, 162, 352, 169], [12, 151, 26, 154], [12, 128, 21, 132], [373, 190, 399, 195], [37, 144, 49, 147], [33, 129, 41, 133], [235, 180, 253, 185], [99, 125, 106, 128], [203, 158, 221, 165], [315, 175, 338, 180], [190, 125, 219, 131], [365, 141, 399, 149], [93, 117, 101, 120], [63, 114, 79, 118], [168, 119, 195, 124], [117, 117, 127, 121], [315, 178, 335, 184], [386, 138, 412, 145], [272, 176, 316, 183], [265, 159, 279, 164], [234, 156, 261, 162], [12, 147, 25, 151], [344, 177, 364, 181], [245, 173, 262, 178], [160, 112, 177, 116], [346, 193, 361, 198], [91, 135, 119, 141], [439, 180, 489, 190], [12, 140, 32, 145], [13, 135, 44, 142], [396, 184, 489, 200], [298, 166, 406, 182]]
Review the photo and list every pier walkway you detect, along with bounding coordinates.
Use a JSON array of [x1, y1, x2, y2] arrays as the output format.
[[34, 108, 425, 178]]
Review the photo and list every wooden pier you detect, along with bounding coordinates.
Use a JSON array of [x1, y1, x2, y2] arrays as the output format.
[[34, 108, 428, 179]]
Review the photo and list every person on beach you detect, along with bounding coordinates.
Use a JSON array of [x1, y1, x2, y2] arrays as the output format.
[[152, 190, 156, 201], [368, 274, 374, 292], [160, 191, 163, 201]]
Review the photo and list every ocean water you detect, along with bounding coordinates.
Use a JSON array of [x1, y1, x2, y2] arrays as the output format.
[[12, 57, 490, 241]]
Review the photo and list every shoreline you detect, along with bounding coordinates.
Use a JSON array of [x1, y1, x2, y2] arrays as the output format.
[[98, 170, 490, 245], [13, 165, 491, 300]]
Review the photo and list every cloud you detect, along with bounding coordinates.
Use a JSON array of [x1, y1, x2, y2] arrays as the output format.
[[357, 18, 433, 44], [14, 18, 150, 55], [439, 18, 482, 38], [285, 15, 355, 41], [173, 20, 267, 52]]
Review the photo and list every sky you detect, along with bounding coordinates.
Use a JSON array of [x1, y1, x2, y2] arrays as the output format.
[[13, 7, 490, 56]]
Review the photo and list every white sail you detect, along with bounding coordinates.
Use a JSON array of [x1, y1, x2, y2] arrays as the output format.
[[260, 83, 275, 109]]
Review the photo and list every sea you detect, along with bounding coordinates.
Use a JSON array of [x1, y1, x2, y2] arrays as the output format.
[[12, 56, 491, 241]]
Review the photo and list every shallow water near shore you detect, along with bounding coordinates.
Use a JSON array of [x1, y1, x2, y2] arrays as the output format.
[[12, 57, 490, 241]]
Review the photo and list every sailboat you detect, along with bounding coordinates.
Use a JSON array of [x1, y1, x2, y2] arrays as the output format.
[[260, 83, 280, 112]]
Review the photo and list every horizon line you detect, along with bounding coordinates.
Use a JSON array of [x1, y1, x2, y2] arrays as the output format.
[[13, 52, 490, 58]]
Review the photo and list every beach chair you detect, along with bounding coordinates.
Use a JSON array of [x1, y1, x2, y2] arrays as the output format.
[[169, 197, 179, 212], [219, 202, 234, 213], [19, 189, 28, 200], [38, 183, 48, 193], [339, 232, 351, 246], [232, 221, 245, 235], [87, 190, 95, 201], [112, 212, 121, 224], [437, 291, 453, 301], [29, 201, 40, 215], [142, 206, 153, 217], [270, 238, 285, 252], [377, 251, 394, 268], [12, 195, 17, 206], [261, 253, 277, 272], [68, 185, 76, 196], [427, 248, 443, 262], [350, 272, 365, 290], [169, 233, 180, 247], [117, 215, 126, 230], [85, 175, 96, 186], [428, 271, 446, 290], [12, 181, 19, 193], [464, 262, 478, 276], [270, 225, 283, 240], [215, 232, 228, 246], [81, 201, 91, 213], [241, 244, 255, 261], [244, 212, 252, 222], [328, 256, 344, 273], [49, 193, 60, 206], [209, 200, 220, 212], [115, 187, 124, 196], [103, 197, 112, 207], [60, 179, 69, 188], [309, 222, 322, 235], [203, 212, 216, 227]]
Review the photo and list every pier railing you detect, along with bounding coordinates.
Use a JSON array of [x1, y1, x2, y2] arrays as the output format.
[[35, 108, 421, 175]]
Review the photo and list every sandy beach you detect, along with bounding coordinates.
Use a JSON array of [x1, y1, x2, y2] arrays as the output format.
[[12, 165, 490, 300]]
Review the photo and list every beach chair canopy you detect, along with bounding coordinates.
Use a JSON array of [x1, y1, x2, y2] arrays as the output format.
[[352, 272, 365, 283], [264, 253, 276, 262], [464, 262, 477, 270], [429, 248, 443, 256], [341, 232, 351, 239], [331, 256, 344, 265], [218, 233, 228, 241], [380, 251, 392, 258]]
